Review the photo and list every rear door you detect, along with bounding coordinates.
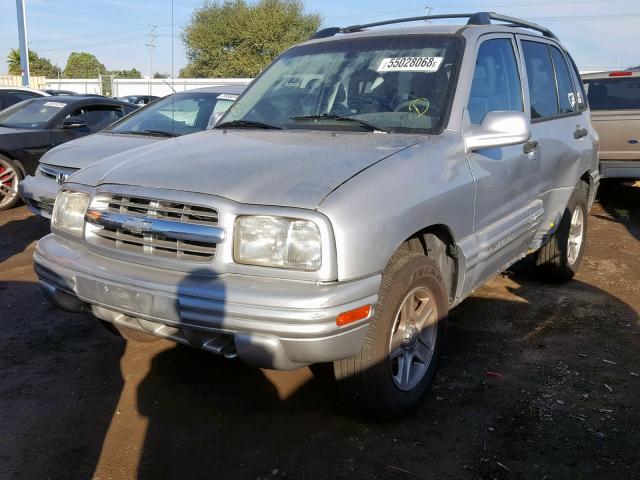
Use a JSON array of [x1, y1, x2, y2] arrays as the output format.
[[516, 36, 591, 246]]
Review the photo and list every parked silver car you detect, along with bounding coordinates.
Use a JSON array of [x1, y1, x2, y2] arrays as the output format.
[[19, 86, 245, 217], [35, 13, 599, 417]]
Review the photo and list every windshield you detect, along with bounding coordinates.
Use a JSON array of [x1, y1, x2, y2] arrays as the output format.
[[109, 91, 239, 136], [219, 35, 462, 133], [584, 77, 640, 110], [0, 99, 69, 129]]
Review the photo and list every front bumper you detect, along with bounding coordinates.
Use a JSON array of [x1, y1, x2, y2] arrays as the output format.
[[34, 234, 379, 370], [18, 174, 59, 218], [599, 160, 640, 179]]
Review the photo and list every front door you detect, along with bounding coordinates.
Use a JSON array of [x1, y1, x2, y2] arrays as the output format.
[[462, 34, 543, 292]]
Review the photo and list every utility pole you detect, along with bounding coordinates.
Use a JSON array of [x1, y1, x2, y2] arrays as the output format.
[[16, 0, 30, 87], [145, 24, 158, 95]]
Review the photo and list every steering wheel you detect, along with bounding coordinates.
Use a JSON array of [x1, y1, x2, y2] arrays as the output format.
[[394, 97, 432, 118]]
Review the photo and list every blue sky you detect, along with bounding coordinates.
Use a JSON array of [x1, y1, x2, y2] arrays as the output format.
[[0, 0, 638, 75]]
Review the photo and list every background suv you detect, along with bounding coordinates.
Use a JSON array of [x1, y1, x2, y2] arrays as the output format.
[[583, 70, 640, 179]]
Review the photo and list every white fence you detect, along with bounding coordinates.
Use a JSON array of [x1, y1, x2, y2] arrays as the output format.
[[111, 78, 252, 97], [0, 75, 46, 89], [45, 78, 102, 95]]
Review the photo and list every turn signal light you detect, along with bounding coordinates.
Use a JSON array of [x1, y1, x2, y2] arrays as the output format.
[[336, 305, 372, 327]]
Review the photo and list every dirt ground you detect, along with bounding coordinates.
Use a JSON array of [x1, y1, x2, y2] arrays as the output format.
[[1, 181, 638, 480]]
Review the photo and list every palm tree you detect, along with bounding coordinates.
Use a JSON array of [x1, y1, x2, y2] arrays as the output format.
[[7, 48, 21, 75]]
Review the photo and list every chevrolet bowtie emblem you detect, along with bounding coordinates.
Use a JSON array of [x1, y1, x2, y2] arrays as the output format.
[[121, 217, 153, 234]]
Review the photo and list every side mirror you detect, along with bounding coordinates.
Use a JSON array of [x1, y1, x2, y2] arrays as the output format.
[[61, 116, 87, 129], [463, 110, 530, 153]]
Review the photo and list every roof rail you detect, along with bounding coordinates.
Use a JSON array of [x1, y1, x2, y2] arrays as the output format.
[[310, 11, 557, 40]]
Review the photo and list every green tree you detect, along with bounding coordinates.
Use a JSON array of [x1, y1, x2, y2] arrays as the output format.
[[153, 72, 170, 79], [181, 0, 320, 78], [63, 52, 106, 78], [108, 68, 142, 79], [7, 48, 61, 77]]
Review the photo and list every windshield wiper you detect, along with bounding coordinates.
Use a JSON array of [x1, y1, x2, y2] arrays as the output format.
[[215, 119, 281, 130], [114, 129, 175, 137], [290, 114, 390, 132]]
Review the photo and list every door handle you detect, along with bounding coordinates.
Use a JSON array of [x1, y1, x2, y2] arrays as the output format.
[[523, 140, 539, 155], [574, 127, 588, 140]]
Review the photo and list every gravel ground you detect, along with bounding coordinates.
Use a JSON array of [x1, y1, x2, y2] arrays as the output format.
[[0, 180, 638, 480]]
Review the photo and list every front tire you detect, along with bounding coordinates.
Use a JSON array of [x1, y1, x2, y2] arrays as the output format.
[[534, 181, 589, 282], [0, 155, 22, 211], [334, 251, 448, 418]]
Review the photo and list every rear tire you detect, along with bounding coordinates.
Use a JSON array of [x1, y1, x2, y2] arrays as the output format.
[[0, 155, 22, 211], [334, 251, 448, 418], [534, 181, 589, 282]]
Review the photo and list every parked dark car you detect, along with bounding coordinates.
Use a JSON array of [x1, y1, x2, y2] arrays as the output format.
[[0, 86, 47, 111], [41, 89, 78, 96], [117, 95, 160, 105], [0, 96, 137, 210], [19, 85, 245, 217]]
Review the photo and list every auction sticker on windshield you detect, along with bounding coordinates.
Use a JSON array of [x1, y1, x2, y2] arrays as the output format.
[[43, 101, 67, 108], [377, 56, 443, 72]]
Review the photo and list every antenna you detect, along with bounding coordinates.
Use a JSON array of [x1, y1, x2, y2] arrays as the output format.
[[145, 24, 158, 95]]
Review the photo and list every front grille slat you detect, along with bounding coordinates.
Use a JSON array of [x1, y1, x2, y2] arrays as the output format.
[[106, 196, 219, 224], [87, 194, 219, 263]]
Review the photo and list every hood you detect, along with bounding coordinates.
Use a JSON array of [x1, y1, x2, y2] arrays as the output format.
[[71, 129, 424, 209], [40, 132, 163, 169]]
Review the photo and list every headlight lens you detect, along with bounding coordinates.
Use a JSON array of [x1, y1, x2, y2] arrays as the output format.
[[234, 215, 321, 271], [52, 190, 90, 236]]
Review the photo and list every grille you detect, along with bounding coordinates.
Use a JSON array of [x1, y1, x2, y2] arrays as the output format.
[[87, 194, 219, 262], [39, 165, 79, 182]]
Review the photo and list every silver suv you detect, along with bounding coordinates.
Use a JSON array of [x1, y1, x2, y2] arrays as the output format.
[[35, 13, 599, 417]]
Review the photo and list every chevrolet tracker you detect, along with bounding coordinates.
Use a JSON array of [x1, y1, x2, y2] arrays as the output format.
[[35, 12, 599, 416]]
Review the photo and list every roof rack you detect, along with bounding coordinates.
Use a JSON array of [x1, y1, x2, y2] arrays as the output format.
[[310, 12, 557, 40]]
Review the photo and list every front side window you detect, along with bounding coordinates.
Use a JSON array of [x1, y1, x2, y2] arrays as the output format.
[[468, 38, 523, 124], [67, 105, 124, 131], [219, 35, 463, 133], [0, 98, 70, 129], [522, 40, 560, 120], [583, 77, 640, 110]]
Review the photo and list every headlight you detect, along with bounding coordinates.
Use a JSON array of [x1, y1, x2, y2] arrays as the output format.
[[234, 215, 321, 271], [52, 190, 90, 236]]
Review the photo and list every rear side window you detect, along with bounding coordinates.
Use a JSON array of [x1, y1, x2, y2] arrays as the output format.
[[468, 38, 523, 124], [522, 41, 559, 120], [549, 46, 577, 114], [566, 57, 587, 110], [583, 77, 640, 110]]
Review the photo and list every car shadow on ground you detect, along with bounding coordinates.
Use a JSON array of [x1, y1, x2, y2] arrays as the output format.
[[0, 281, 125, 480], [594, 179, 640, 241], [125, 266, 638, 479], [0, 210, 49, 263], [2, 269, 639, 479]]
